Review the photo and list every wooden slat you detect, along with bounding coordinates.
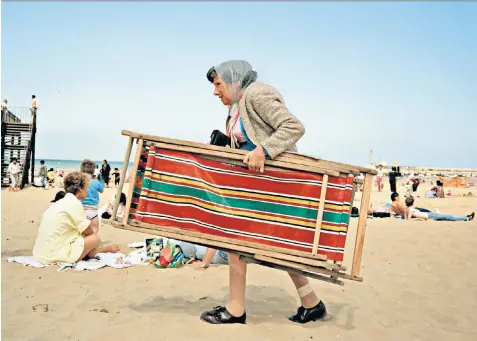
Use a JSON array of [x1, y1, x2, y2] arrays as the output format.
[[121, 130, 376, 175], [351, 173, 373, 277], [241, 256, 344, 286], [122, 138, 143, 225], [152, 142, 341, 177], [107, 220, 346, 270], [109, 220, 341, 270], [252, 254, 360, 282], [312, 174, 329, 255], [112, 137, 134, 221], [126, 220, 330, 262]]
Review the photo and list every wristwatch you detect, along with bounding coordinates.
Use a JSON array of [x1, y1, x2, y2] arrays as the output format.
[[200, 263, 209, 269]]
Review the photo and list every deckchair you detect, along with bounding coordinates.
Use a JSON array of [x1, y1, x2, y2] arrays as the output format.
[[106, 130, 376, 286]]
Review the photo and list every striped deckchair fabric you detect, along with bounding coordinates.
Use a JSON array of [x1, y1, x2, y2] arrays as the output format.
[[130, 145, 354, 262]]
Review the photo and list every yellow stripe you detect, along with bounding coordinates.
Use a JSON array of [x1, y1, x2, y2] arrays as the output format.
[[142, 191, 317, 228], [145, 171, 319, 208], [324, 203, 350, 211], [320, 223, 348, 233]]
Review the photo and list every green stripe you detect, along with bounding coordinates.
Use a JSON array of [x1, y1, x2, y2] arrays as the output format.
[[133, 170, 145, 195], [142, 178, 320, 221], [142, 178, 349, 225], [323, 211, 349, 224]]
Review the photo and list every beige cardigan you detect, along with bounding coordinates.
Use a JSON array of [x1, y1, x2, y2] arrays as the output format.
[[237, 82, 305, 159]]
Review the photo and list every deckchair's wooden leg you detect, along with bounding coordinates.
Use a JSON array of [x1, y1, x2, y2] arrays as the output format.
[[112, 137, 134, 221], [351, 173, 373, 277], [123, 138, 144, 225], [349, 177, 358, 216], [312, 174, 329, 255]]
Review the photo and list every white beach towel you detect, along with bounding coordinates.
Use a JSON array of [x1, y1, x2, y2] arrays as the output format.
[[7, 248, 148, 272], [128, 241, 146, 248], [7, 256, 46, 268]]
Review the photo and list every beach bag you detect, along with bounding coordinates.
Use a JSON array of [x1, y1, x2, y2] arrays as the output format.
[[153, 239, 185, 269]]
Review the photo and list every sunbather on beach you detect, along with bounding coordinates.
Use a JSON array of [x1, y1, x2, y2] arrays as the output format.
[[101, 193, 127, 221], [32, 172, 120, 265], [80, 159, 104, 233], [366, 202, 391, 218], [425, 188, 438, 198], [430, 180, 445, 198], [170, 241, 228, 269], [390, 192, 433, 217], [404, 196, 474, 221]]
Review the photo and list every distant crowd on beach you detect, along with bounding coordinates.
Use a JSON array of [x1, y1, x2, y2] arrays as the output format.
[[353, 166, 475, 223], [6, 157, 131, 192]]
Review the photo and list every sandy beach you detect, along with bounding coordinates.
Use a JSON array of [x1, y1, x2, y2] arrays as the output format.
[[2, 179, 476, 341]]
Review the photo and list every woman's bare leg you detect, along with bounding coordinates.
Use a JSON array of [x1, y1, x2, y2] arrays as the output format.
[[226, 253, 247, 317], [97, 244, 121, 253], [77, 235, 120, 262], [288, 272, 320, 308], [90, 217, 100, 234], [77, 234, 101, 261]]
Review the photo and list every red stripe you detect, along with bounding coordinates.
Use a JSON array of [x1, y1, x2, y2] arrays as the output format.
[[146, 192, 317, 225], [145, 177, 319, 208], [155, 148, 326, 180], [144, 171, 350, 205], [152, 148, 350, 191], [136, 200, 316, 244], [154, 155, 320, 198], [133, 215, 344, 261]]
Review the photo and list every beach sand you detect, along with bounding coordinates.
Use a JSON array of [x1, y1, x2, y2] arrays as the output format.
[[2, 180, 477, 341]]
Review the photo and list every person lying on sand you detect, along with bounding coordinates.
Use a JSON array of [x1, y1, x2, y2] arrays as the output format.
[[425, 188, 438, 198], [404, 196, 474, 222], [33, 172, 120, 265], [101, 193, 127, 221], [390, 192, 433, 217], [364, 201, 391, 218], [169, 241, 228, 269]]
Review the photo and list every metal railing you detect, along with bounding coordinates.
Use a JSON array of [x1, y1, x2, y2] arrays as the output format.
[[1, 106, 36, 125]]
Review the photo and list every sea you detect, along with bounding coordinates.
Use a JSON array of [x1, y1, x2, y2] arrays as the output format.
[[34, 159, 134, 171]]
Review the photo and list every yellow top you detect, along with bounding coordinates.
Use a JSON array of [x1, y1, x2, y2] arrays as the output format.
[[47, 171, 55, 180], [33, 193, 90, 264]]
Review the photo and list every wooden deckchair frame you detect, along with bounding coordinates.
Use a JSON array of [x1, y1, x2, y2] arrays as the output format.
[[106, 130, 376, 286]]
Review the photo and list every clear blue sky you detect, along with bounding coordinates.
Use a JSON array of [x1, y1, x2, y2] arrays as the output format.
[[2, 2, 476, 168]]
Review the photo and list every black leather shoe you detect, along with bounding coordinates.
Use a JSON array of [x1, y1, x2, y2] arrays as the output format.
[[289, 301, 327, 324], [200, 306, 246, 324]]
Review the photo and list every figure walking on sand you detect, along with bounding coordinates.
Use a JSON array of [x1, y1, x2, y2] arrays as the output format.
[[376, 163, 384, 192], [199, 60, 326, 325], [7, 158, 21, 192], [101, 160, 111, 187]]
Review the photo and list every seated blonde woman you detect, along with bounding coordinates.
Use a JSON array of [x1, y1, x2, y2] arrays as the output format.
[[33, 171, 120, 265]]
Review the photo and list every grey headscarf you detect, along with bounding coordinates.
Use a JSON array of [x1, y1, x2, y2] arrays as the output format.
[[206, 60, 258, 105]]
